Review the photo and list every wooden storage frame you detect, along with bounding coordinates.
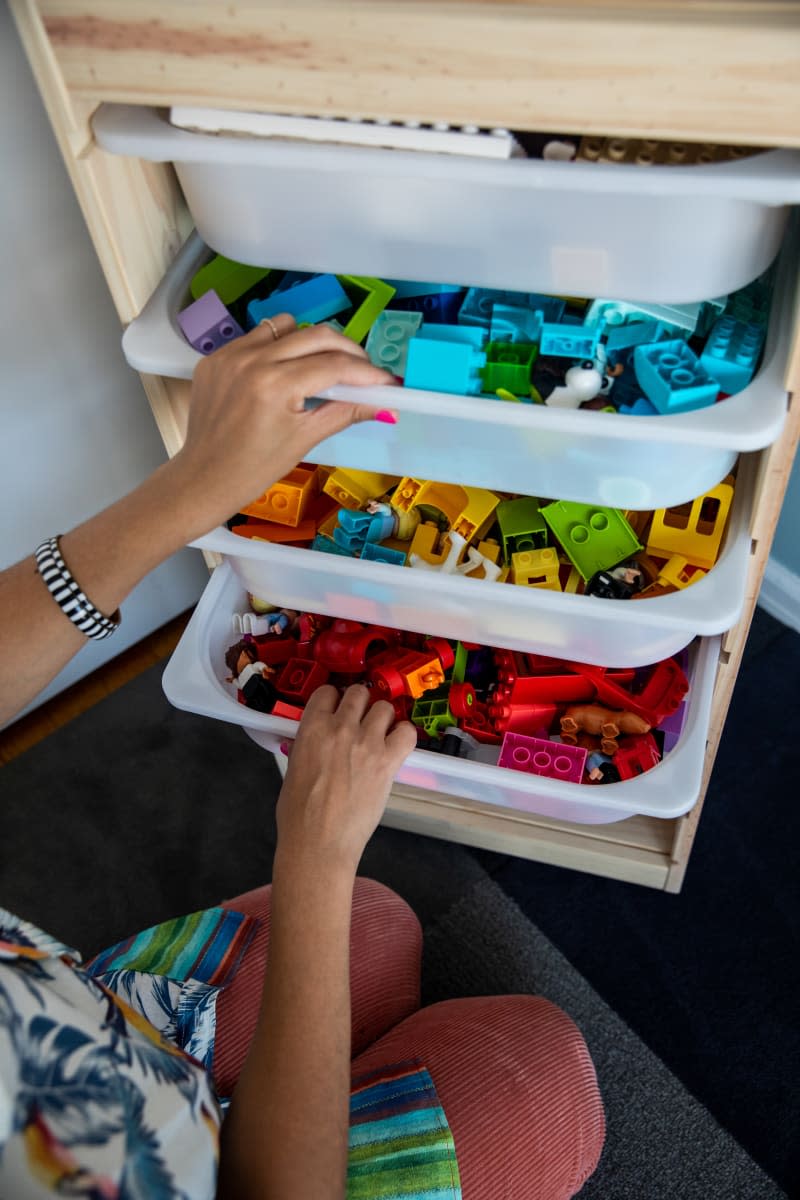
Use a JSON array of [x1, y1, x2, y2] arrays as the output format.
[[12, 0, 800, 891]]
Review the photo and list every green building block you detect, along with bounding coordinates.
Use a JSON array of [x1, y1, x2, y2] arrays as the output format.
[[411, 693, 456, 737], [540, 501, 641, 581], [190, 254, 274, 305], [481, 342, 538, 395], [338, 276, 396, 343], [452, 642, 468, 685], [496, 497, 548, 562]]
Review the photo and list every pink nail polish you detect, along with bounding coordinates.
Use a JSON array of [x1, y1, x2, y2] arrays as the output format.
[[374, 410, 398, 425], [279, 741, 289, 755]]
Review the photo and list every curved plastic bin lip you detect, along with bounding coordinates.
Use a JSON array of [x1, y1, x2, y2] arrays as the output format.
[[122, 227, 794, 454], [94, 104, 800, 205], [162, 562, 721, 824], [191, 448, 754, 646]]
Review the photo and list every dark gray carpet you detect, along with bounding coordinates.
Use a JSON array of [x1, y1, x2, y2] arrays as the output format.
[[0, 661, 786, 1198]]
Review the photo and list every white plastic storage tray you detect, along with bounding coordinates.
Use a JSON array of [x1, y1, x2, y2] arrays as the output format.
[[162, 562, 721, 826], [192, 451, 755, 669], [120, 230, 794, 509], [94, 104, 800, 302]]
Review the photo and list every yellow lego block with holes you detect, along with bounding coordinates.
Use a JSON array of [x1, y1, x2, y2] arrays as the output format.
[[242, 465, 319, 526], [646, 477, 733, 570], [511, 547, 562, 590], [393, 477, 426, 513], [408, 522, 452, 567], [390, 480, 499, 545], [657, 555, 707, 590], [323, 469, 399, 510]]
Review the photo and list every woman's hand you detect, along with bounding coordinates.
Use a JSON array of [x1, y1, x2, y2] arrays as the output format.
[[276, 685, 417, 873], [169, 316, 398, 538]]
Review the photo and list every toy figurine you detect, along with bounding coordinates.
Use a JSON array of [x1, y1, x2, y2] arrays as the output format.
[[585, 751, 621, 784], [224, 639, 277, 713], [365, 499, 421, 541], [586, 559, 645, 600]]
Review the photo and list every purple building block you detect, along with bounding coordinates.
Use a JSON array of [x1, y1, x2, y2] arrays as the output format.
[[177, 289, 243, 355], [498, 732, 587, 783]]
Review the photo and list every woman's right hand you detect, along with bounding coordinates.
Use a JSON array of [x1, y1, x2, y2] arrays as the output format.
[[275, 685, 417, 873]]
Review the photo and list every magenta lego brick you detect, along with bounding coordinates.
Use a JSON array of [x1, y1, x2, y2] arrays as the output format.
[[498, 732, 587, 783]]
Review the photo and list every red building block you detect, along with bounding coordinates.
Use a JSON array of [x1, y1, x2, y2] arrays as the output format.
[[488, 701, 560, 736], [612, 733, 661, 780], [460, 701, 502, 745], [572, 658, 687, 726], [271, 700, 305, 720], [312, 620, 394, 673], [253, 638, 296, 669], [276, 658, 330, 704], [368, 649, 445, 701]]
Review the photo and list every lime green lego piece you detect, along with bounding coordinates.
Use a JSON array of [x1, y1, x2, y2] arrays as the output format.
[[190, 255, 274, 305], [540, 500, 642, 581], [452, 643, 468, 686], [496, 498, 548, 561], [481, 342, 538, 395], [338, 276, 396, 343], [411, 696, 456, 737]]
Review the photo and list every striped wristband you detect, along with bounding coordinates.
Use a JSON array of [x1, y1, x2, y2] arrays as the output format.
[[34, 536, 121, 641]]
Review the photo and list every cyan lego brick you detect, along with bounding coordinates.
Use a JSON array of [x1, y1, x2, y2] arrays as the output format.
[[633, 339, 720, 414], [417, 324, 487, 348], [584, 297, 700, 335], [404, 337, 487, 395], [724, 273, 773, 327], [311, 534, 355, 557], [459, 288, 564, 329], [360, 542, 407, 566], [538, 321, 602, 359], [273, 270, 314, 294], [618, 396, 659, 416], [605, 319, 666, 355], [247, 274, 350, 328], [177, 289, 244, 354], [700, 316, 765, 393], [489, 304, 543, 345], [385, 280, 463, 298], [390, 290, 464, 324], [365, 310, 423, 375]]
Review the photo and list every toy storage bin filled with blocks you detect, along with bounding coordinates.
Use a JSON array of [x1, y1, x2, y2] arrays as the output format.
[[163, 563, 722, 826]]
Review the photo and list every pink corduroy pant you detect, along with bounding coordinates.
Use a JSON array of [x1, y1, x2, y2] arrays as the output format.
[[215, 877, 605, 1199]]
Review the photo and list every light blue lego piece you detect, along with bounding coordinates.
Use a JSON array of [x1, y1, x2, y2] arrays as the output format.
[[273, 270, 313, 294], [365, 310, 422, 375], [489, 304, 543, 345], [585, 297, 699, 335], [360, 542, 407, 566], [404, 337, 487, 395], [633, 339, 719, 414], [459, 288, 564, 328], [417, 324, 487, 348], [606, 319, 666, 355], [538, 321, 602, 359], [725, 275, 773, 327], [332, 508, 393, 553], [700, 316, 764, 394], [618, 396, 659, 416], [247, 274, 350, 328], [384, 280, 463, 298], [696, 295, 728, 338], [311, 534, 355, 557]]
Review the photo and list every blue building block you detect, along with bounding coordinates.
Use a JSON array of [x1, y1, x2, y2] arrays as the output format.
[[417, 324, 487, 348], [633, 339, 720, 414], [606, 319, 666, 355], [247, 274, 350, 328], [725, 274, 773, 327], [311, 534, 355, 557], [390, 291, 465, 324], [273, 270, 314, 294], [489, 304, 544, 344], [700, 316, 764, 393], [360, 542, 407, 566], [459, 288, 564, 329], [584, 297, 700, 335], [177, 289, 244, 354], [618, 396, 659, 416], [332, 508, 393, 554], [404, 337, 487, 394], [365, 310, 422, 375], [385, 280, 463, 299], [538, 321, 602, 359]]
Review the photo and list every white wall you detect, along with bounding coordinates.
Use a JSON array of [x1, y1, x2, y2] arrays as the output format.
[[1, 8, 209, 725]]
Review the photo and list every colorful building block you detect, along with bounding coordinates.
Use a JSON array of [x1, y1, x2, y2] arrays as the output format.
[[417, 324, 487, 348], [272, 270, 313, 294], [633, 339, 719, 414], [390, 290, 465, 324], [646, 477, 733, 569], [458, 288, 564, 329], [368, 649, 445, 701], [612, 733, 661, 780], [385, 280, 464, 299], [700, 316, 764, 393], [724, 274, 773, 327], [190, 255, 272, 304], [498, 732, 587, 784], [271, 700, 305, 721], [404, 336, 487, 394], [481, 342, 538, 395], [489, 304, 544, 345], [540, 501, 642, 581], [242, 465, 319, 525], [618, 397, 659, 416], [496, 497, 548, 558], [338, 275, 396, 342], [177, 289, 243, 354], [538, 321, 602, 359], [365, 310, 422, 375], [276, 658, 330, 704], [360, 542, 407, 566], [511, 547, 562, 590], [390, 480, 498, 544], [311, 533, 354, 557], [584, 297, 700, 335], [411, 693, 456, 736], [247, 273, 350, 328], [323, 469, 399, 510], [231, 516, 317, 544]]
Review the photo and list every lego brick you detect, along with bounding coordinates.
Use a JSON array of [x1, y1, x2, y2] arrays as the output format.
[[585, 297, 700, 335], [538, 322, 602, 359], [646, 477, 733, 569], [481, 342, 538, 395], [418, 323, 487, 348], [634, 339, 719, 414], [490, 303, 546, 344], [385, 280, 464, 299], [360, 542, 407, 566], [365, 310, 422, 375], [404, 337, 487, 395], [458, 288, 564, 329], [411, 695, 456, 736], [242, 465, 319, 525], [540, 501, 642, 581], [618, 397, 659, 416], [338, 275, 396, 343], [231, 516, 317, 544], [311, 533, 355, 557], [724, 274, 773, 327], [369, 649, 445, 701], [700, 316, 765, 393], [323, 468, 399, 510], [276, 658, 330, 704], [496, 497, 548, 559], [190, 255, 273, 304], [273, 270, 313, 294], [498, 732, 587, 784], [511, 547, 562, 590], [605, 318, 667, 355], [177, 289, 244, 354], [612, 733, 661, 780], [270, 700, 305, 721], [390, 290, 465, 324], [247, 273, 350, 327]]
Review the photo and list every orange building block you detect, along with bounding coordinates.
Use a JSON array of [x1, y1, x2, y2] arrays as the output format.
[[242, 465, 320, 526], [232, 517, 317, 544]]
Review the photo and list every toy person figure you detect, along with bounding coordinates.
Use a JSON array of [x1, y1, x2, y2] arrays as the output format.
[[225, 638, 277, 713], [586, 559, 645, 600], [365, 499, 420, 541]]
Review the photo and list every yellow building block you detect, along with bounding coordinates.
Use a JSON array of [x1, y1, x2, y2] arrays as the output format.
[[323, 468, 399, 510], [646, 477, 733, 570], [563, 565, 583, 594], [408, 522, 450, 567], [657, 555, 707, 590], [390, 480, 499, 544], [393, 477, 426, 513], [242, 465, 319, 526], [511, 547, 562, 590]]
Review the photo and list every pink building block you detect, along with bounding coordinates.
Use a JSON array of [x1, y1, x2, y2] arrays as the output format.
[[498, 732, 587, 783]]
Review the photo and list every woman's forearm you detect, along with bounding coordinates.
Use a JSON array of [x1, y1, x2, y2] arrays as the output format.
[[218, 851, 356, 1200]]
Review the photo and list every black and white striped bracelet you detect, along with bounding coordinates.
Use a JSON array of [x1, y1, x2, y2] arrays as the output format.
[[34, 536, 121, 641]]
